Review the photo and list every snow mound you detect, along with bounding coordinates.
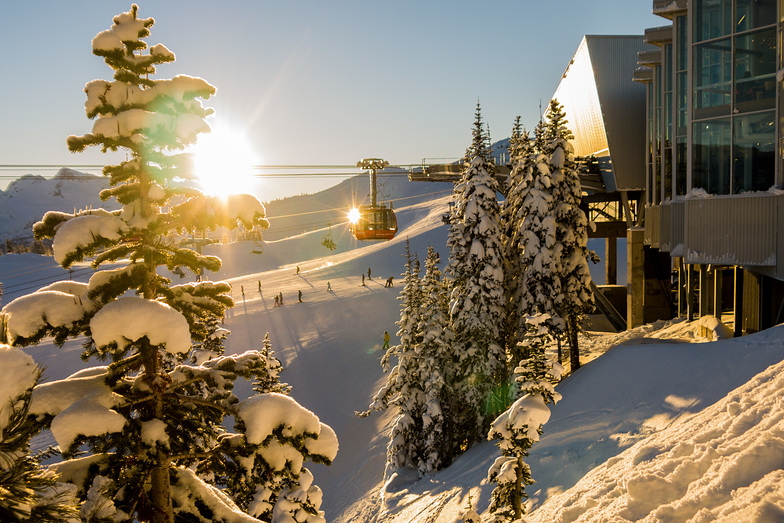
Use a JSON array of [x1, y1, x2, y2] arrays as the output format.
[[527, 357, 784, 522]]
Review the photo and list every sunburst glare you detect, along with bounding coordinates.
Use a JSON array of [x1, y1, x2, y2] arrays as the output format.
[[191, 125, 258, 197]]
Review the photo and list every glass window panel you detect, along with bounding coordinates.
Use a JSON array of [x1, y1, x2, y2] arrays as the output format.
[[733, 111, 775, 192], [665, 44, 673, 92], [666, 92, 673, 143], [695, 0, 732, 41], [693, 118, 732, 194], [734, 28, 777, 112], [676, 72, 688, 135], [675, 136, 688, 195], [694, 39, 732, 117], [664, 147, 673, 201], [736, 0, 776, 32], [676, 15, 688, 71]]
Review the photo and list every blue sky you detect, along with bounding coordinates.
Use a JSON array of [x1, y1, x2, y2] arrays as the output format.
[[0, 1, 661, 200]]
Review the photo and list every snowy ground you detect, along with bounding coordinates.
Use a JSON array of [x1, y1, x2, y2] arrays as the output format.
[[2, 187, 784, 522]]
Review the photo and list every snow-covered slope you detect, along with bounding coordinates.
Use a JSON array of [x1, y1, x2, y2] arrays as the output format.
[[0, 168, 117, 244], [528, 344, 784, 522], [2, 173, 783, 522]]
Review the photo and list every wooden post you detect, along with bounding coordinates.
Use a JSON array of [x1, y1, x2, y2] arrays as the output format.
[[627, 228, 644, 328]]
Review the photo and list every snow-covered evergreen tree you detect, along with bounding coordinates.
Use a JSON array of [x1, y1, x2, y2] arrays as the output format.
[[445, 103, 506, 449], [0, 6, 336, 522], [417, 245, 454, 472], [502, 115, 565, 366], [0, 345, 77, 522], [545, 100, 595, 372], [252, 332, 291, 395], [363, 239, 427, 476], [487, 314, 563, 522]]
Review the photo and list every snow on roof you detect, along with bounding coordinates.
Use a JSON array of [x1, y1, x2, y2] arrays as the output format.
[[90, 297, 191, 355]]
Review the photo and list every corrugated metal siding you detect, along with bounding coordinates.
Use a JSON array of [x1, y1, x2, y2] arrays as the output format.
[[551, 36, 652, 193], [552, 38, 609, 161], [586, 36, 653, 191], [645, 205, 660, 247], [684, 195, 777, 266], [670, 200, 685, 252], [659, 202, 672, 251]]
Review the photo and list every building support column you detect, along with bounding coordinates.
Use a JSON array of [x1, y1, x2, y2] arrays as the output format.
[[677, 258, 686, 316], [606, 238, 617, 285], [686, 263, 696, 321], [734, 266, 744, 337], [699, 265, 710, 318], [713, 268, 723, 318], [627, 228, 645, 329]]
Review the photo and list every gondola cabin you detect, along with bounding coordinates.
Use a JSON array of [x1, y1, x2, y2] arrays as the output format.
[[349, 204, 397, 241]]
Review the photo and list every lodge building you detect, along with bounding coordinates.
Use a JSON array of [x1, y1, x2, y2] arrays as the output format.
[[552, 0, 784, 334]]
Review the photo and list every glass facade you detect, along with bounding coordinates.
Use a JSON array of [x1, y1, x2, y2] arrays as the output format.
[[664, 43, 674, 200], [675, 15, 689, 195], [693, 118, 732, 193], [690, 0, 778, 194]]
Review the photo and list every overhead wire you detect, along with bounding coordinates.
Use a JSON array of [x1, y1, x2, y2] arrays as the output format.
[[0, 164, 454, 299]]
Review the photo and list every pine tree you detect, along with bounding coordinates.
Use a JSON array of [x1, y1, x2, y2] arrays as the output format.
[[503, 115, 565, 366], [487, 314, 563, 522], [545, 100, 595, 372], [0, 6, 336, 522], [445, 103, 506, 450], [417, 245, 454, 472], [363, 239, 427, 475], [252, 332, 291, 395], [0, 346, 77, 522]]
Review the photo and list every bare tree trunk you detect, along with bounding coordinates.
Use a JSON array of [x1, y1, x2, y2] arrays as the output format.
[[513, 454, 524, 520], [140, 168, 174, 523], [141, 338, 174, 523]]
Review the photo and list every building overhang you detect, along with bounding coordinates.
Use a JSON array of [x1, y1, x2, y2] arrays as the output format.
[[652, 0, 688, 19], [637, 48, 662, 66], [632, 66, 654, 83], [644, 25, 673, 46]]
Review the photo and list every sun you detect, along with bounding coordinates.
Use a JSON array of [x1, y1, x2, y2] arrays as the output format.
[[348, 207, 361, 224], [190, 125, 258, 197]]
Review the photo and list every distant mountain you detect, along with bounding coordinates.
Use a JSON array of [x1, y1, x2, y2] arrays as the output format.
[[0, 168, 118, 246]]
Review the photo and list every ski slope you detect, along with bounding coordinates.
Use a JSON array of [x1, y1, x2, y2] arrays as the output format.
[[2, 186, 784, 521]]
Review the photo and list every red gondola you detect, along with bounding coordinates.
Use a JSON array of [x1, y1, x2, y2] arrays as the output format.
[[349, 158, 398, 241], [350, 203, 397, 241]]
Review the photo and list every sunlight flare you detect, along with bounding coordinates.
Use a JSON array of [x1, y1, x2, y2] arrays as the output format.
[[191, 125, 258, 197], [348, 207, 361, 224]]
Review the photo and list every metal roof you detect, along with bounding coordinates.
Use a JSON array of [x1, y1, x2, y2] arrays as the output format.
[[550, 35, 653, 192]]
